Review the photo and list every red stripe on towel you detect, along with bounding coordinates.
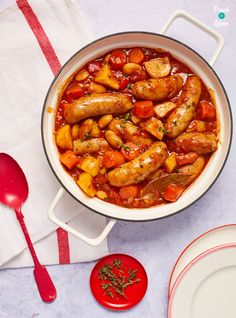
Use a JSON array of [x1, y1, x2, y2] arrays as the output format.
[[17, 0, 71, 264], [56, 228, 71, 264], [16, 0, 61, 76]]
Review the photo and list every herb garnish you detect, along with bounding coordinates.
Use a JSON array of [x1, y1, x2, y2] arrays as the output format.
[[124, 112, 131, 121], [158, 127, 168, 134], [127, 83, 132, 90], [98, 258, 141, 299], [81, 133, 91, 141], [122, 145, 130, 151]]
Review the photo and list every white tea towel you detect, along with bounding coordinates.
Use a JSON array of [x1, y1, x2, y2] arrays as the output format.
[[0, 0, 109, 269]]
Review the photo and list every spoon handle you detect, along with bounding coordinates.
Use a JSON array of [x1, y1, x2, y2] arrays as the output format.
[[15, 209, 57, 302], [34, 265, 57, 302]]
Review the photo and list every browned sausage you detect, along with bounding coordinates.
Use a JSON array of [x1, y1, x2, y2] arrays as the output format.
[[173, 132, 218, 154], [131, 75, 183, 101], [73, 138, 109, 154], [178, 156, 205, 185], [64, 93, 132, 123], [107, 142, 167, 187], [164, 76, 202, 138]]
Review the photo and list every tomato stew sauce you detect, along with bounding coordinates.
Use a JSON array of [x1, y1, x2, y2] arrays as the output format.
[[54, 47, 218, 208]]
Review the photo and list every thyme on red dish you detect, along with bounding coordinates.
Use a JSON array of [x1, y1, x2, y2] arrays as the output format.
[[98, 258, 141, 299]]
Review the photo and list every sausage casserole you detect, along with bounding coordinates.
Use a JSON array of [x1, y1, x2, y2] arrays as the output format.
[[54, 47, 219, 208]]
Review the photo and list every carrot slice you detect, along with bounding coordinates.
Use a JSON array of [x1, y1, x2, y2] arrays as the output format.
[[198, 101, 216, 121], [162, 184, 184, 202], [60, 150, 79, 169], [128, 48, 145, 64], [65, 85, 84, 101], [119, 185, 138, 200], [103, 151, 125, 168], [133, 100, 154, 118], [109, 49, 127, 70], [121, 142, 140, 161]]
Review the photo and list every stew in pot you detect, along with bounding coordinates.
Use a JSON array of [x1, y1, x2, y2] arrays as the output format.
[[54, 47, 219, 208]]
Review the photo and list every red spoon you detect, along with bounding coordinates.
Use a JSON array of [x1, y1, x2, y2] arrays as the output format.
[[0, 153, 56, 302]]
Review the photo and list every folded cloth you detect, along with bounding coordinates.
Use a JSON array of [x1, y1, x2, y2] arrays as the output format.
[[0, 0, 108, 269]]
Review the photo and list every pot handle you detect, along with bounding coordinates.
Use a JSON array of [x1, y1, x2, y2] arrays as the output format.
[[48, 187, 117, 246], [160, 10, 224, 66]]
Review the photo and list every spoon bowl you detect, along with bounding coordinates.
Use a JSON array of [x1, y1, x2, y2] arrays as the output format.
[[0, 153, 56, 303], [0, 153, 28, 210]]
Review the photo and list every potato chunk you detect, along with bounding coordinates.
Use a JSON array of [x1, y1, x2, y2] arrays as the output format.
[[94, 64, 119, 89], [164, 153, 177, 173], [186, 120, 206, 133], [56, 124, 73, 150], [90, 121, 100, 137], [77, 172, 96, 197], [71, 124, 80, 140], [79, 119, 94, 140], [96, 190, 108, 200], [143, 117, 164, 140], [79, 156, 100, 177], [131, 114, 141, 124], [154, 102, 177, 118], [144, 57, 171, 78]]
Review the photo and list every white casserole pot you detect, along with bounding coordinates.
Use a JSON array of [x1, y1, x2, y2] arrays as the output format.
[[41, 11, 232, 246]]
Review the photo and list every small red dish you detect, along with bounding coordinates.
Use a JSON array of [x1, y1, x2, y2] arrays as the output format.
[[90, 253, 148, 310]]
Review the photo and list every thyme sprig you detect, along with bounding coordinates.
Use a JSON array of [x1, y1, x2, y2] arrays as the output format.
[[98, 258, 141, 299], [124, 112, 131, 121], [122, 145, 130, 151]]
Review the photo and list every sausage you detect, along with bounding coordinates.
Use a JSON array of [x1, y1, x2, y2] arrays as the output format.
[[173, 132, 218, 154], [107, 142, 168, 187], [178, 156, 205, 185], [164, 76, 202, 138], [73, 138, 109, 154], [64, 93, 132, 124], [131, 75, 183, 101]]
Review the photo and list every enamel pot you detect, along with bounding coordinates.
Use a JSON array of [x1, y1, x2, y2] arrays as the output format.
[[41, 11, 232, 246]]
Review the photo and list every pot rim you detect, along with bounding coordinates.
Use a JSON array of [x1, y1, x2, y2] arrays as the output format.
[[41, 31, 233, 222]]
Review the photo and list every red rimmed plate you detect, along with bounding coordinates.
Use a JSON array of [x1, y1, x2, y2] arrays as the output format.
[[168, 224, 236, 297], [168, 243, 236, 318]]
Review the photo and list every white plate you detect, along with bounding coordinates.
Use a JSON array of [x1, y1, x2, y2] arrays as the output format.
[[168, 224, 236, 296], [168, 244, 236, 318]]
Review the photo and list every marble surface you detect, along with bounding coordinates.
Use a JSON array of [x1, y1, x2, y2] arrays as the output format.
[[0, 0, 235, 317]]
